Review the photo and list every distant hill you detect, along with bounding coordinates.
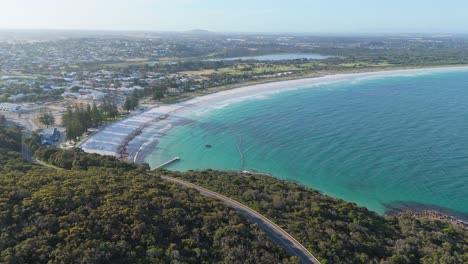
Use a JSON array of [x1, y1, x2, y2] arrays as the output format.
[[184, 29, 218, 35]]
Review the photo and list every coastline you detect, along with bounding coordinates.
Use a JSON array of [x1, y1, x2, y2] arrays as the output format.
[[385, 200, 468, 225], [396, 211, 467, 228], [81, 65, 468, 161], [79, 65, 468, 223]]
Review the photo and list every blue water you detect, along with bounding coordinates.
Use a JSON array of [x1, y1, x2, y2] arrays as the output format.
[[206, 53, 331, 61], [147, 70, 468, 219]]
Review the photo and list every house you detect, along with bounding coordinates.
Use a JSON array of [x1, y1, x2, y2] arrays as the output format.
[[82, 91, 107, 100], [168, 87, 183, 93], [39, 128, 60, 146]]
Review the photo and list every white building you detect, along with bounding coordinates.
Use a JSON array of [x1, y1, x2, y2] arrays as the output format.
[[83, 91, 106, 100], [0, 103, 22, 112]]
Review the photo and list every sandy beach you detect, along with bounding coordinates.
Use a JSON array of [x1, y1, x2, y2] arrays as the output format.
[[80, 66, 468, 163]]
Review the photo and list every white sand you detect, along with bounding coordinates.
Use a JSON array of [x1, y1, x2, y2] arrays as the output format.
[[79, 66, 468, 161]]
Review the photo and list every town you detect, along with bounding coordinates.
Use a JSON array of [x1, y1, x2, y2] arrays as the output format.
[[2, 31, 468, 147]]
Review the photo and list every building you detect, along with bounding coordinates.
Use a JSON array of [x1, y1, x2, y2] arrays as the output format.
[[40, 128, 60, 146], [0, 103, 22, 112], [62, 92, 81, 99], [82, 91, 107, 100], [168, 87, 183, 94]]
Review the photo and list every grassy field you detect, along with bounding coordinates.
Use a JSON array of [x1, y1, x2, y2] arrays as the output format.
[[100, 61, 152, 69], [175, 62, 325, 77], [217, 61, 396, 77], [339, 62, 394, 67], [125, 58, 148, 63], [218, 63, 317, 75], [217, 61, 397, 76], [179, 69, 217, 75]]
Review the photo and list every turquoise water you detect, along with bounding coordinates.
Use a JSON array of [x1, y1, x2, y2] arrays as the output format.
[[146, 70, 468, 219]]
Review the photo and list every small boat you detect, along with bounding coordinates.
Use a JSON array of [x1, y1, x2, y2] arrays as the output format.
[[205, 144, 212, 148]]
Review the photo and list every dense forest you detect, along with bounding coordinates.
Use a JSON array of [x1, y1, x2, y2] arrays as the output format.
[[0, 125, 295, 263], [1, 123, 467, 263], [166, 170, 468, 264]]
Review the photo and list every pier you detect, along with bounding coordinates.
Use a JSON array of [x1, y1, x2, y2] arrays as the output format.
[[153, 157, 180, 170]]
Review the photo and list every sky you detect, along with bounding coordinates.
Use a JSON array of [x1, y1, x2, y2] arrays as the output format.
[[1, 0, 467, 33]]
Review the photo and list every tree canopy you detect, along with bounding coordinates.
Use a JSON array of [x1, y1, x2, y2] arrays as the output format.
[[0, 128, 295, 264], [62, 101, 119, 140], [166, 170, 468, 264], [38, 111, 55, 128], [1, 126, 466, 263]]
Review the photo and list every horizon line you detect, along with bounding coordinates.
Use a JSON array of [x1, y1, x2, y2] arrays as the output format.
[[0, 28, 467, 37]]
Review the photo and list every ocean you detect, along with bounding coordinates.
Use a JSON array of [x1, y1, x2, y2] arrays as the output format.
[[145, 69, 468, 220]]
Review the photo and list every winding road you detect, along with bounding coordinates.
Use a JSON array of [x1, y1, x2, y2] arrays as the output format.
[[35, 159, 321, 263], [160, 175, 322, 264]]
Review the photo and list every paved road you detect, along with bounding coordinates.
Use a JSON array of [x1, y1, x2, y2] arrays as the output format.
[[160, 175, 322, 264], [35, 159, 321, 263]]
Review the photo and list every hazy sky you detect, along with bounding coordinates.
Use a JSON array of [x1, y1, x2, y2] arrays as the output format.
[[1, 0, 467, 33]]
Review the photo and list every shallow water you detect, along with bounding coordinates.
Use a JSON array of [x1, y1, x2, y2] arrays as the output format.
[[146, 69, 468, 219]]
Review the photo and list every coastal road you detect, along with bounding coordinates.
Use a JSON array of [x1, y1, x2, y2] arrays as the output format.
[[35, 159, 321, 263], [160, 175, 322, 264]]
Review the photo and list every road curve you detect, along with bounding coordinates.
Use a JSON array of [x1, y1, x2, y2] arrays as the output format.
[[160, 175, 322, 264], [34, 160, 321, 263]]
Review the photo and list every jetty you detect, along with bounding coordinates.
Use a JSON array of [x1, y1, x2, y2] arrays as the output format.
[[153, 157, 180, 170]]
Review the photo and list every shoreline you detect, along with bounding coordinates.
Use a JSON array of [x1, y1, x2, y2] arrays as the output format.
[[79, 65, 468, 224], [81, 65, 468, 161], [395, 211, 467, 228], [129, 65, 468, 163]]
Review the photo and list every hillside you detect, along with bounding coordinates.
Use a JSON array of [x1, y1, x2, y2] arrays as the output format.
[[1, 123, 467, 263], [166, 170, 468, 264], [0, 126, 295, 264]]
